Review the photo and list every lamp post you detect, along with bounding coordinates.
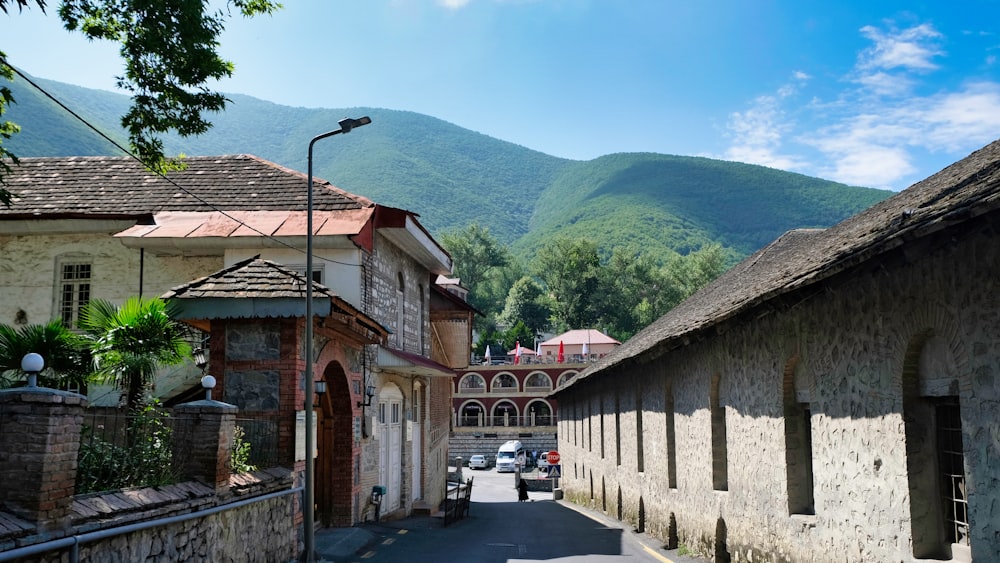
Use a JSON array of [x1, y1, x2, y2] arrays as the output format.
[[304, 116, 371, 562], [21, 353, 44, 388]]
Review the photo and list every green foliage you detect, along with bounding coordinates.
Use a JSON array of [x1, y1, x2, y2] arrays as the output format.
[[79, 296, 190, 410], [499, 276, 551, 335], [230, 425, 257, 474], [76, 401, 176, 494], [0, 319, 91, 388], [532, 237, 604, 332], [0, 0, 280, 183]]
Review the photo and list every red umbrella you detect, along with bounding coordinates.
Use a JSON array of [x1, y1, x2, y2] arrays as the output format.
[[557, 340, 564, 363]]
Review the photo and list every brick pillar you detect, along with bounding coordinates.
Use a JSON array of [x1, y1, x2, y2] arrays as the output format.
[[0, 388, 87, 530], [172, 400, 238, 492]]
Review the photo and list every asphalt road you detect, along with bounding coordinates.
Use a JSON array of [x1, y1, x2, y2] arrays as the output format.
[[346, 467, 708, 563]]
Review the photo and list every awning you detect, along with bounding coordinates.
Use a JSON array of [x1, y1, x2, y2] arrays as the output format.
[[376, 346, 455, 377]]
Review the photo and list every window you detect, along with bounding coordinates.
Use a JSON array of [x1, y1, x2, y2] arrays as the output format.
[[614, 389, 621, 466], [711, 373, 728, 491], [784, 359, 815, 515], [58, 259, 91, 328], [288, 264, 323, 284], [395, 273, 405, 348], [903, 333, 970, 560], [936, 398, 969, 547], [665, 380, 677, 488], [491, 373, 518, 391], [636, 383, 644, 473], [459, 374, 486, 393], [524, 372, 552, 391]]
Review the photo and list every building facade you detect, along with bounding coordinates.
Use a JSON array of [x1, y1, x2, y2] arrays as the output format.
[[0, 155, 472, 527], [552, 141, 1000, 562]]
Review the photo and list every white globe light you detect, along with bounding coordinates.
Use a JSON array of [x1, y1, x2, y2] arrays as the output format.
[[21, 353, 44, 373], [201, 375, 217, 389]]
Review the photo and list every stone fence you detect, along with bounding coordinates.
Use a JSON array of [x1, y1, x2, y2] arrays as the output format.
[[0, 387, 299, 562]]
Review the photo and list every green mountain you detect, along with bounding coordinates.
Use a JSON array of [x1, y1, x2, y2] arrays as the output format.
[[3, 74, 891, 263]]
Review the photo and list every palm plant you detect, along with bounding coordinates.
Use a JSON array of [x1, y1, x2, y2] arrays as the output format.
[[79, 297, 191, 410], [0, 319, 91, 389]]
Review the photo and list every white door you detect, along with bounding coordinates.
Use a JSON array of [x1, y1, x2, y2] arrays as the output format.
[[378, 384, 403, 513], [411, 384, 422, 501]]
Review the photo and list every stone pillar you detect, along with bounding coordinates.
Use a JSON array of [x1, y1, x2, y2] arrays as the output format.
[[173, 399, 238, 492], [0, 388, 87, 530]]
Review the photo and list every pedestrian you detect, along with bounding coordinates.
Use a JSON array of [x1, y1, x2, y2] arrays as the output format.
[[517, 478, 529, 502]]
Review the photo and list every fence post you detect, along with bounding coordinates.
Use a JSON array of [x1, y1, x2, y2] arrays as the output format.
[[172, 399, 238, 493], [0, 387, 87, 531]]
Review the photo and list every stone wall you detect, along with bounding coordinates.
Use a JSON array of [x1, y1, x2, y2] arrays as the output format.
[[6, 470, 296, 563], [557, 226, 999, 562]]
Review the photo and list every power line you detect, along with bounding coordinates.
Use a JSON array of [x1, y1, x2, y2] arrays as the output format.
[[2, 59, 363, 269]]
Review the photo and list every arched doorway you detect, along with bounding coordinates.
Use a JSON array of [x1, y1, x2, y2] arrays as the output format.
[[316, 361, 354, 527], [378, 383, 404, 514]]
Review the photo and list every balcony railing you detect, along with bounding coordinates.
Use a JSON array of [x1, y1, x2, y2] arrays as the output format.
[[475, 353, 604, 366], [455, 413, 558, 428]]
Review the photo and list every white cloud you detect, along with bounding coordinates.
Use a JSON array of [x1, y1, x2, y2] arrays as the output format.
[[721, 22, 1000, 189], [718, 73, 809, 170], [858, 23, 943, 72]]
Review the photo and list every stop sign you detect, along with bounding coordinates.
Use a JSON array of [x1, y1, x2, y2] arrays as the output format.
[[547, 451, 560, 465]]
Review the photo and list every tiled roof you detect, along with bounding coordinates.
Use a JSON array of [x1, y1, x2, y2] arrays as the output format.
[[541, 329, 621, 346], [162, 256, 318, 300], [0, 155, 373, 218], [558, 137, 1000, 392]]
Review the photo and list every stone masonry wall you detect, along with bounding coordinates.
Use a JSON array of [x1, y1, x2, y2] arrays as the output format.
[[6, 471, 297, 563], [558, 226, 999, 562]]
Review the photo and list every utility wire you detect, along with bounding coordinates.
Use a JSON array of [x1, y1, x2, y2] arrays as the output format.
[[2, 59, 363, 269]]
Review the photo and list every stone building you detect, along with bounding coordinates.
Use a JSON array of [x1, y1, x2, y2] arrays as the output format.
[[551, 140, 1000, 562], [0, 154, 473, 527]]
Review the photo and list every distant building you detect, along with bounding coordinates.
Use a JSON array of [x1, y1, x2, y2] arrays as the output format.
[[449, 330, 620, 463]]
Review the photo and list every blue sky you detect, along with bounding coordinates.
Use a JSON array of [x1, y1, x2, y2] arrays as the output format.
[[3, 1, 1000, 190]]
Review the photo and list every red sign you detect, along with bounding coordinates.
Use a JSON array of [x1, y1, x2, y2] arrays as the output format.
[[547, 451, 560, 465]]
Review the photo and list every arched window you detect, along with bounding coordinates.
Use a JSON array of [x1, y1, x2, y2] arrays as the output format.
[[784, 356, 815, 515], [491, 400, 518, 426], [458, 374, 486, 393], [524, 372, 552, 391], [459, 401, 485, 426], [526, 400, 553, 426], [394, 273, 405, 347], [557, 371, 578, 388], [491, 373, 518, 392]]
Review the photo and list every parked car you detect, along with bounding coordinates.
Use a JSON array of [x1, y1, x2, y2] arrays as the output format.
[[469, 454, 489, 470], [537, 452, 550, 470]]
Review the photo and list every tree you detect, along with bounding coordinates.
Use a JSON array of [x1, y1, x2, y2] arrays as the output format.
[[498, 276, 550, 336], [0, 0, 281, 203], [79, 296, 191, 410], [0, 319, 90, 388], [532, 237, 603, 332], [438, 222, 513, 319], [667, 243, 728, 300]]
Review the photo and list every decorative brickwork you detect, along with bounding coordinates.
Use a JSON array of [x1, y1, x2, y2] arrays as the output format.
[[0, 388, 87, 530]]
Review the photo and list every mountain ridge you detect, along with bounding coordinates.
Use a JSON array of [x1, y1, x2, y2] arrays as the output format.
[[2, 73, 892, 264]]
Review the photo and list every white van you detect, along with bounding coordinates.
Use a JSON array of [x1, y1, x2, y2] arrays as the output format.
[[495, 440, 525, 473]]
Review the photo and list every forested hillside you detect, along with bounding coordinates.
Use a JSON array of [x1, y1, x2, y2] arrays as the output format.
[[3, 74, 891, 265]]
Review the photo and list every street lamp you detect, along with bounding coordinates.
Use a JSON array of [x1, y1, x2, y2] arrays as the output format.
[[21, 353, 44, 388], [304, 116, 371, 562]]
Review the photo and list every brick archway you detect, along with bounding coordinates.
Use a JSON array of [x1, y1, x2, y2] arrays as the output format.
[[316, 360, 354, 527]]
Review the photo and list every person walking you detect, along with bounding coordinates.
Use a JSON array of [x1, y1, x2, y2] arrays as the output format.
[[517, 478, 529, 502]]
